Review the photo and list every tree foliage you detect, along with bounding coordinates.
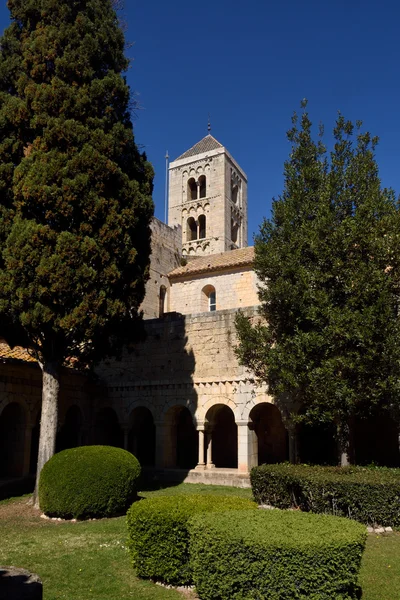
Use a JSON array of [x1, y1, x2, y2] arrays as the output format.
[[0, 0, 153, 491], [235, 105, 400, 450], [0, 0, 153, 364]]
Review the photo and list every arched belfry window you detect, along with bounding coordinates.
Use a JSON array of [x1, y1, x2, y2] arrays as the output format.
[[188, 178, 197, 200], [199, 175, 206, 198], [231, 183, 238, 204], [187, 217, 197, 241], [159, 285, 167, 317], [202, 285, 216, 312], [198, 214, 206, 239], [231, 219, 239, 244]]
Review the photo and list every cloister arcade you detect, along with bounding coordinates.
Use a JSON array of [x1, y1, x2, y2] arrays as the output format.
[[1, 396, 399, 481]]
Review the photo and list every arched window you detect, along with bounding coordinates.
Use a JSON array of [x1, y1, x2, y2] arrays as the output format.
[[188, 178, 197, 200], [159, 285, 167, 317], [202, 285, 216, 312], [231, 183, 238, 204], [198, 175, 206, 198], [231, 219, 239, 244], [198, 214, 206, 239], [187, 217, 197, 241]]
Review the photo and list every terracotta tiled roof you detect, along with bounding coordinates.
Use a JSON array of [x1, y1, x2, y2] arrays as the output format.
[[174, 135, 224, 161], [169, 246, 254, 279], [0, 341, 37, 363]]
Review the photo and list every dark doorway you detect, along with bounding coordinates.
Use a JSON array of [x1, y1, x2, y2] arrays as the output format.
[[57, 405, 82, 452], [0, 403, 26, 478], [164, 405, 198, 469], [354, 414, 400, 467], [206, 404, 237, 468], [128, 407, 156, 466], [250, 403, 288, 465], [30, 412, 40, 474], [94, 407, 123, 448]]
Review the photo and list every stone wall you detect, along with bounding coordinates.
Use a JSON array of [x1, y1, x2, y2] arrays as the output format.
[[169, 266, 258, 315], [140, 218, 182, 319]]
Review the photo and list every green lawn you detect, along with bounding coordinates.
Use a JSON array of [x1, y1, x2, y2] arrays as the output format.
[[0, 483, 399, 600]]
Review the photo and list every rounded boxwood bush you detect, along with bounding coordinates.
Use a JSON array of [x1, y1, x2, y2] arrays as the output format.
[[127, 494, 257, 585], [190, 509, 367, 600], [39, 445, 141, 519]]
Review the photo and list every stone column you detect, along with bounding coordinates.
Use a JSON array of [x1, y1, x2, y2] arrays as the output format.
[[237, 420, 257, 473], [195, 427, 206, 469], [206, 430, 215, 469]]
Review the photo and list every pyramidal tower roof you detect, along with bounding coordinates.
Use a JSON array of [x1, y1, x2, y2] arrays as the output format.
[[174, 134, 224, 161]]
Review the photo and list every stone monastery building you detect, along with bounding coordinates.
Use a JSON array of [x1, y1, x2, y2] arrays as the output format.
[[0, 134, 398, 486]]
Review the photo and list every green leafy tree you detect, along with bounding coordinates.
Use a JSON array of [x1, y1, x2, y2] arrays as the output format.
[[235, 105, 400, 465], [0, 0, 154, 501]]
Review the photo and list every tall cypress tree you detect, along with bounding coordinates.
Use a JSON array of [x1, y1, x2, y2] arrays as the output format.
[[235, 106, 400, 464], [0, 0, 154, 500]]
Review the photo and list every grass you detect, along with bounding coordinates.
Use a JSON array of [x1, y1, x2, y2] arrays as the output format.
[[0, 482, 399, 599]]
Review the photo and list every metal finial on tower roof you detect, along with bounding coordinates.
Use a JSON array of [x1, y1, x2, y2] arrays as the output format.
[[208, 115, 211, 134]]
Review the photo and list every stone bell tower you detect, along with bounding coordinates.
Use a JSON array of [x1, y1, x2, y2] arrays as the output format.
[[168, 133, 248, 257]]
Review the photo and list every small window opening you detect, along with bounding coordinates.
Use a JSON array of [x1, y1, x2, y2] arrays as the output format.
[[159, 285, 167, 317], [187, 217, 197, 241], [198, 214, 206, 239], [199, 175, 206, 198], [231, 219, 239, 244], [209, 290, 216, 311], [202, 285, 216, 312], [231, 183, 238, 204], [188, 178, 197, 200]]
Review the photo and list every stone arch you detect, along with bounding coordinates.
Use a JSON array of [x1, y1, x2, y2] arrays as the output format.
[[0, 402, 27, 477], [198, 396, 241, 423], [56, 405, 83, 452], [128, 406, 155, 466], [205, 404, 237, 468], [163, 405, 198, 469], [94, 407, 124, 448], [249, 403, 288, 465]]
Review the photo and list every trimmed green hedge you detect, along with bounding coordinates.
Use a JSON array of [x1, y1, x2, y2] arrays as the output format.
[[39, 445, 141, 519], [190, 509, 366, 600], [251, 463, 400, 526], [126, 494, 256, 585]]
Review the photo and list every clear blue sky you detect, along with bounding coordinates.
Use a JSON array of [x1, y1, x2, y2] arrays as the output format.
[[1, 0, 400, 244]]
